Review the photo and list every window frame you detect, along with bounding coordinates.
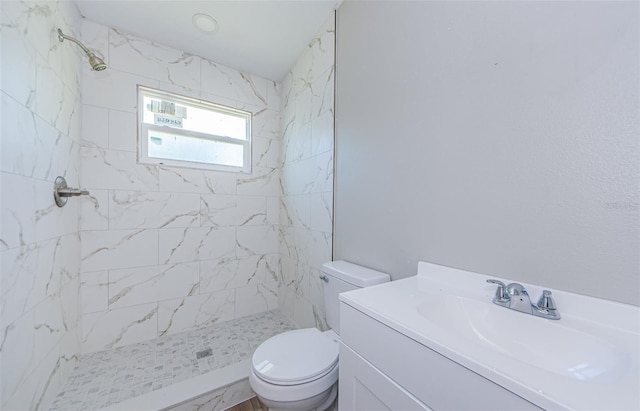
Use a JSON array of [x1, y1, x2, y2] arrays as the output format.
[[137, 85, 252, 173]]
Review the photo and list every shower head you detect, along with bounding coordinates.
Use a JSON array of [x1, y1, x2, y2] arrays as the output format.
[[87, 54, 107, 71], [57, 28, 107, 71]]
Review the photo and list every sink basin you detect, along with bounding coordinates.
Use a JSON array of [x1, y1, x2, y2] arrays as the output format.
[[417, 294, 633, 383], [338, 261, 640, 410]]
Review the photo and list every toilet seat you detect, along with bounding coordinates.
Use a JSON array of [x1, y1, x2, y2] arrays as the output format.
[[249, 363, 339, 404], [252, 328, 339, 385]]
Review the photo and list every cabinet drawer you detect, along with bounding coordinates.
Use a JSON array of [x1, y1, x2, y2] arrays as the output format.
[[340, 343, 432, 411], [340, 302, 542, 411]]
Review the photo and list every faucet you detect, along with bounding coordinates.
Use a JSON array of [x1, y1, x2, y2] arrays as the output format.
[[486, 279, 560, 320]]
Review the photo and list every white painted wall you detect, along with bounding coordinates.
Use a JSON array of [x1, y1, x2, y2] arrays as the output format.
[[335, 1, 639, 305], [1, 1, 83, 409]]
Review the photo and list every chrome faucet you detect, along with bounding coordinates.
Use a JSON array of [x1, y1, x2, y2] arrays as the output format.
[[487, 279, 560, 320]]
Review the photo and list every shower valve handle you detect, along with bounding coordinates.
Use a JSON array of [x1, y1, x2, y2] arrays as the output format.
[[56, 188, 90, 197], [54, 176, 90, 207]]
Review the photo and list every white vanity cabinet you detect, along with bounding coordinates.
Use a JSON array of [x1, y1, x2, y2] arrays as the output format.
[[340, 342, 431, 410], [338, 302, 542, 411], [338, 261, 640, 410]]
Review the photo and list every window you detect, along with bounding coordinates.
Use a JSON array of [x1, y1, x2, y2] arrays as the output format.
[[137, 86, 251, 173]]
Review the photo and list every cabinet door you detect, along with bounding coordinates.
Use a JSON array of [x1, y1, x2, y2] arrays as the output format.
[[339, 343, 432, 411]]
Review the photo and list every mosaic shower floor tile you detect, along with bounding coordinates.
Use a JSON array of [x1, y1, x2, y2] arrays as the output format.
[[50, 310, 296, 410]]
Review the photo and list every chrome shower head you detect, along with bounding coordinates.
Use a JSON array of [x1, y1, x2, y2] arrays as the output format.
[[57, 28, 107, 71], [87, 53, 107, 71]]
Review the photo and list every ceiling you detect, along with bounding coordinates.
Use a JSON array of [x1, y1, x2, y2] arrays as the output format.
[[76, 1, 341, 82]]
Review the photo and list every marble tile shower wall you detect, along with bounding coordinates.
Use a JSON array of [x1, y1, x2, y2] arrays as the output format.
[[1, 1, 83, 410], [278, 15, 335, 328], [78, 20, 281, 353]]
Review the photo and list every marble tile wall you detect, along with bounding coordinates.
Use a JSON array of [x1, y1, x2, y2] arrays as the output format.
[[278, 14, 335, 328], [78, 21, 281, 353], [1, 1, 83, 410]]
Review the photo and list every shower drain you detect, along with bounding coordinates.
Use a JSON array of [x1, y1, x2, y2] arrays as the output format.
[[196, 348, 213, 359]]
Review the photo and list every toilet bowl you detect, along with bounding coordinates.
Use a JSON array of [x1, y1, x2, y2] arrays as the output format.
[[249, 261, 390, 411], [250, 328, 339, 411]]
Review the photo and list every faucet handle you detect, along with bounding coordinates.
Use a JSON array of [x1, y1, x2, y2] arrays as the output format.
[[536, 290, 557, 311], [486, 279, 509, 302]]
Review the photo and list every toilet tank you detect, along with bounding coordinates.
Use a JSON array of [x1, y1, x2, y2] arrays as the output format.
[[321, 260, 390, 335]]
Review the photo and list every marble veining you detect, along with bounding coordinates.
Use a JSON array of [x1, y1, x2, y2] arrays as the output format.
[[78, 17, 290, 353], [168, 379, 254, 411], [2, 3, 337, 411], [50, 310, 295, 410], [156, 290, 236, 337], [158, 166, 238, 195], [109, 191, 201, 229], [110, 29, 201, 90], [278, 13, 335, 329], [108, 263, 200, 309], [201, 60, 268, 108], [1, 3, 83, 409]]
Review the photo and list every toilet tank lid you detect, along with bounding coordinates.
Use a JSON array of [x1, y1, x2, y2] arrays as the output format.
[[321, 260, 390, 287]]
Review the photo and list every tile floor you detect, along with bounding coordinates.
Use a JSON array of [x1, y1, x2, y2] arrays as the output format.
[[50, 310, 295, 410]]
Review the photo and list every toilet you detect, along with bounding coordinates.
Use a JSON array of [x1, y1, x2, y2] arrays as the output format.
[[249, 260, 390, 411]]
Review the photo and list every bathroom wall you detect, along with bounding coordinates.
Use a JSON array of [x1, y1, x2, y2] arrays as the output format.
[[278, 14, 335, 328], [78, 21, 281, 353], [1, 1, 83, 409], [334, 1, 639, 305]]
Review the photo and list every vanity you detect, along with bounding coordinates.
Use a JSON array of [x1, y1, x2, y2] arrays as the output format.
[[338, 262, 640, 410]]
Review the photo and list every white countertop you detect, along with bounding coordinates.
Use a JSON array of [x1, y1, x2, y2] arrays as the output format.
[[339, 261, 640, 411]]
